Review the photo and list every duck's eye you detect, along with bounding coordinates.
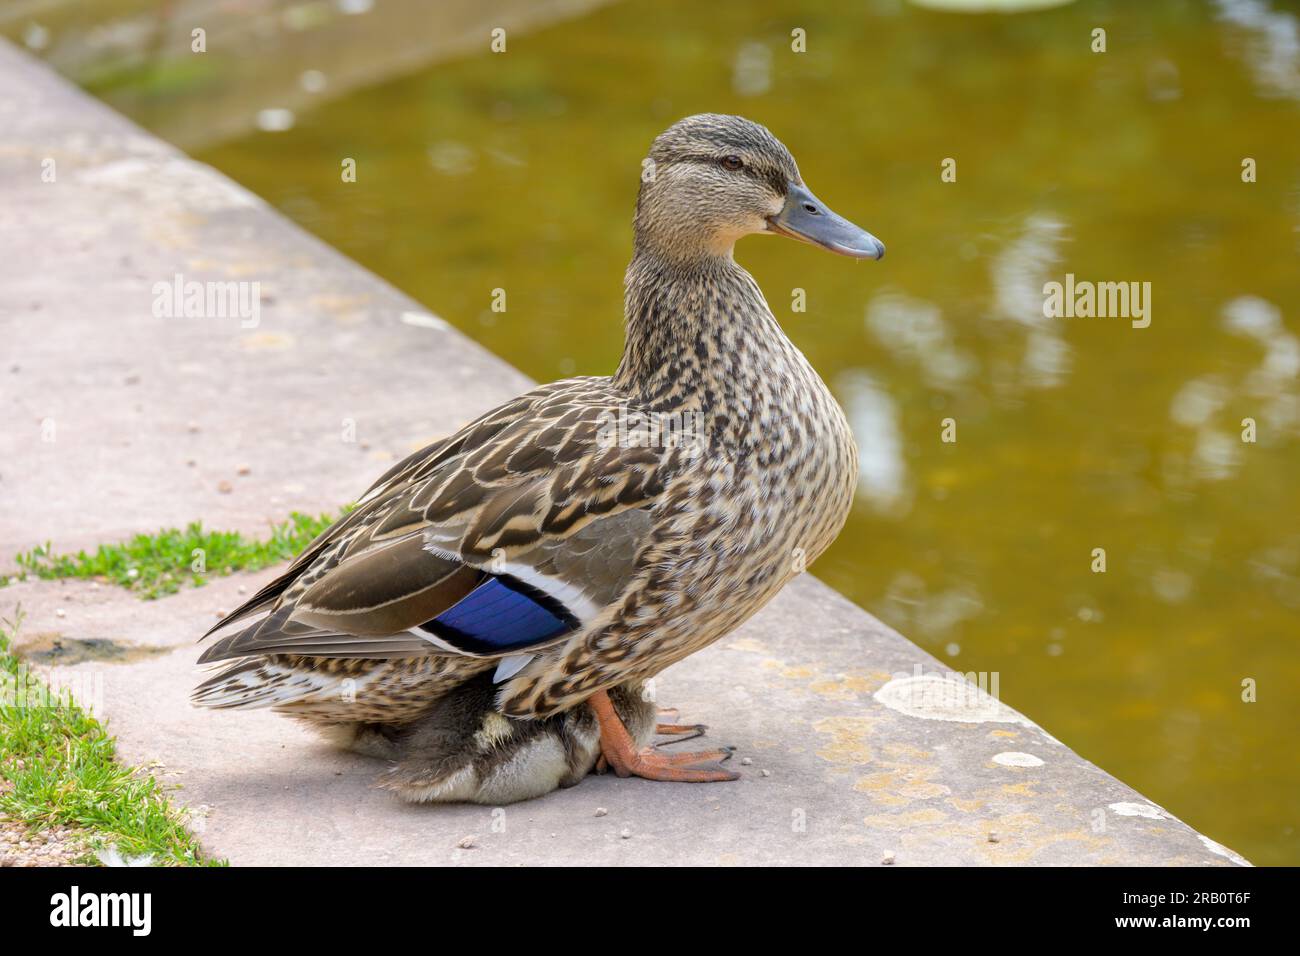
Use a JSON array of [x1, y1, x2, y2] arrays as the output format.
[[719, 155, 744, 172]]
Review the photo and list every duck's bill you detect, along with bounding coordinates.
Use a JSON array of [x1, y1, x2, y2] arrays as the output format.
[[767, 182, 885, 260]]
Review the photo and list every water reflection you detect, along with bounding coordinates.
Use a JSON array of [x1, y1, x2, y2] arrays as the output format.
[[883, 572, 986, 643], [867, 290, 976, 390], [0, 0, 618, 150], [990, 215, 1071, 390], [732, 41, 773, 97], [1216, 0, 1300, 101], [1224, 296, 1300, 436], [837, 371, 910, 513], [1145, 59, 1183, 103], [1170, 375, 1241, 481], [428, 141, 478, 176]]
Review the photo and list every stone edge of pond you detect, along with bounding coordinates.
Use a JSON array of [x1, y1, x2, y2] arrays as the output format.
[[0, 39, 1250, 867]]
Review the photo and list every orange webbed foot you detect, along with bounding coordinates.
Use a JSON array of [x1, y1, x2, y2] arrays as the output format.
[[591, 691, 739, 784], [607, 745, 738, 783]]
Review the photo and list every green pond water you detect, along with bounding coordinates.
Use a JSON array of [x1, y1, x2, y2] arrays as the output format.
[[18, 0, 1298, 863]]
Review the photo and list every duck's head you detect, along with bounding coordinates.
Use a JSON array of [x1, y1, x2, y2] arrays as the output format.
[[634, 113, 885, 263]]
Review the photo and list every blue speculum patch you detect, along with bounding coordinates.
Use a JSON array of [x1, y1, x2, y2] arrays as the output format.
[[421, 577, 573, 655]]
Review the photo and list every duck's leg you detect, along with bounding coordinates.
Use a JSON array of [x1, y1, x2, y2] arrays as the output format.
[[590, 690, 739, 783]]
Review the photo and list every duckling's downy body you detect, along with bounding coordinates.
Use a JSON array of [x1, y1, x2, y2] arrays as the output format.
[[330, 680, 658, 805], [194, 114, 883, 805]]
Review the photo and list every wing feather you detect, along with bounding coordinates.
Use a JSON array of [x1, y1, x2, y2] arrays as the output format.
[[196, 379, 681, 669]]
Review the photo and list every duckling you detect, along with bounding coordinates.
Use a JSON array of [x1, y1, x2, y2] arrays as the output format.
[[323, 678, 659, 805], [194, 113, 883, 800]]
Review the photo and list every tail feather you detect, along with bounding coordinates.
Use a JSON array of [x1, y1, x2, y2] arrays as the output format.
[[191, 654, 494, 722], [192, 658, 345, 711]]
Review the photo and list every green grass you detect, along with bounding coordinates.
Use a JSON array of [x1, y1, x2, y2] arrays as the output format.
[[0, 610, 221, 866], [5, 509, 348, 599], [0, 510, 352, 863]]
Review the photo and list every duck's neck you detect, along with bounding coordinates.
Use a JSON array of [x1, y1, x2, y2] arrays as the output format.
[[614, 247, 796, 413]]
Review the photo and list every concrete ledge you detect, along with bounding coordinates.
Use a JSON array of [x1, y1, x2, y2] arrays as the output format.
[[0, 39, 1249, 866]]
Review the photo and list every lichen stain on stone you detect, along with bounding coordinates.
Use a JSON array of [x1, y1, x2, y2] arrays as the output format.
[[947, 796, 984, 813], [874, 674, 1030, 725], [898, 778, 949, 801], [240, 331, 295, 351], [756, 658, 819, 683], [979, 828, 1106, 866], [991, 751, 1045, 768], [309, 293, 371, 311], [309, 293, 372, 324], [862, 808, 949, 830], [1002, 782, 1039, 797], [998, 812, 1041, 829], [853, 771, 895, 792], [730, 643, 889, 702], [837, 833, 872, 847], [865, 790, 911, 808], [809, 671, 892, 700], [854, 767, 948, 805], [845, 740, 947, 806], [1108, 801, 1166, 820], [223, 263, 267, 278], [812, 715, 876, 767], [878, 807, 1111, 865], [881, 741, 932, 761], [988, 729, 1020, 739]]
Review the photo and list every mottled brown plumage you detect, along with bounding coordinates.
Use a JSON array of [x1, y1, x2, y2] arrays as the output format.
[[194, 113, 882, 804]]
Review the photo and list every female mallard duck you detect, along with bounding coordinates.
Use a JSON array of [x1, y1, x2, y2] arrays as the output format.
[[194, 113, 883, 804]]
